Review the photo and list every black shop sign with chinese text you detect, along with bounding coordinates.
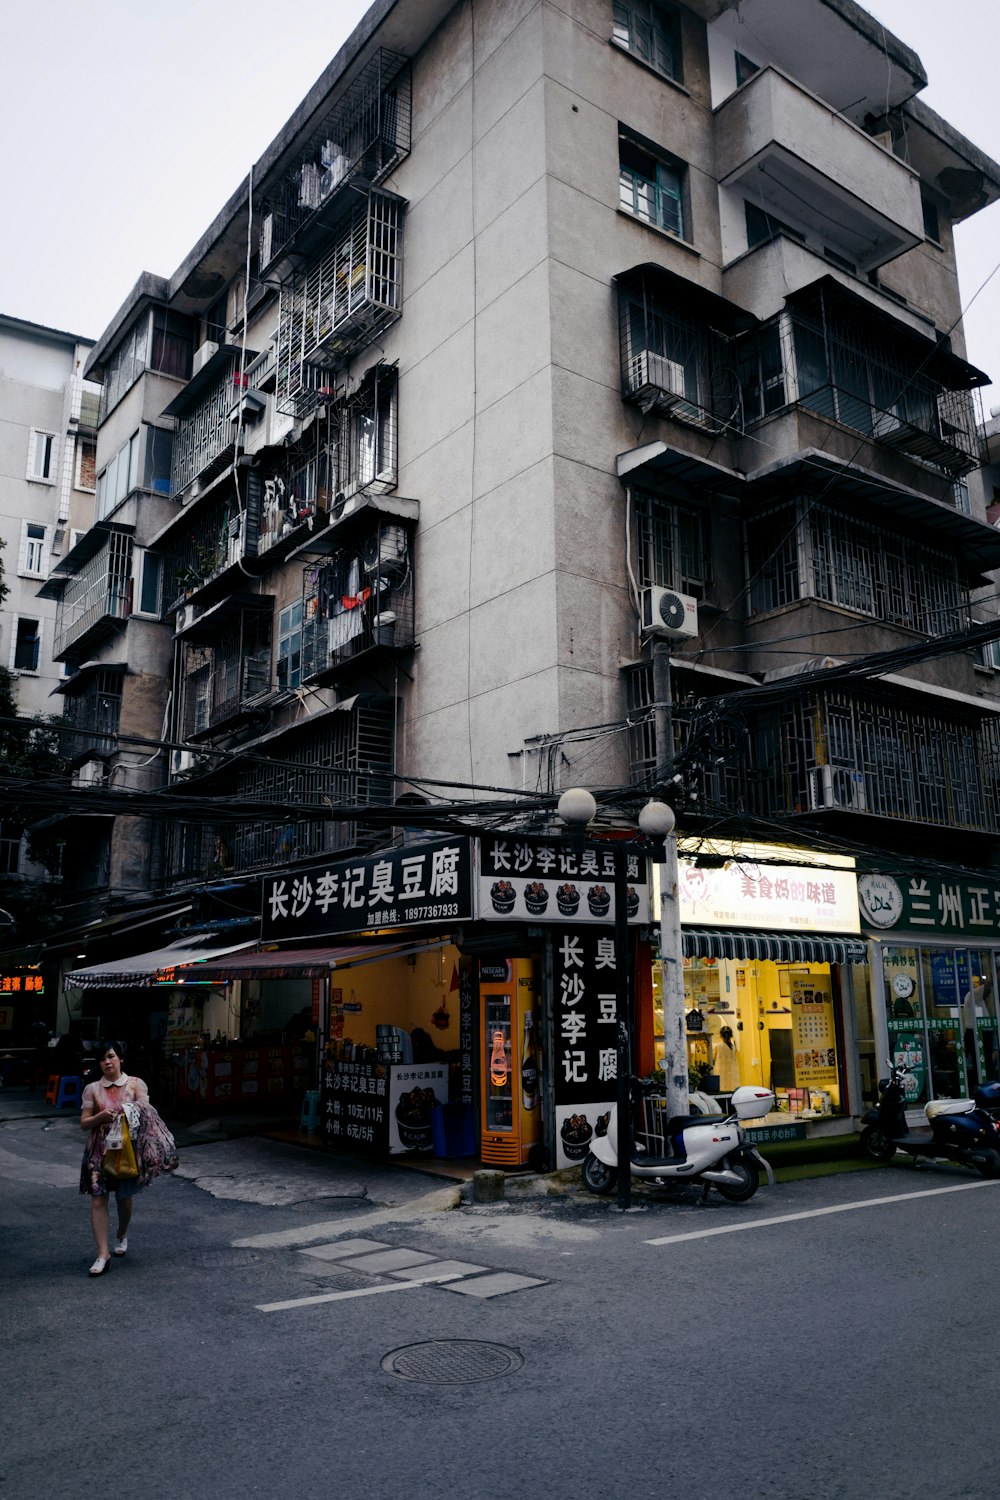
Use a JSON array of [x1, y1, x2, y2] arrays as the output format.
[[552, 928, 621, 1168], [261, 838, 474, 940], [479, 832, 650, 925]]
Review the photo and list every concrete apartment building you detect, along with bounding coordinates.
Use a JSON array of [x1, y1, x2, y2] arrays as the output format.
[[0, 315, 98, 885], [34, 0, 1000, 1145]]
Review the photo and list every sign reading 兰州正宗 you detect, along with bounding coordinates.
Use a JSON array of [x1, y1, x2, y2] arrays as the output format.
[[858, 872, 1000, 938], [676, 859, 860, 933]]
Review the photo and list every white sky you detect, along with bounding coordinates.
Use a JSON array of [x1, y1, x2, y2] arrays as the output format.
[[1, 0, 997, 405]]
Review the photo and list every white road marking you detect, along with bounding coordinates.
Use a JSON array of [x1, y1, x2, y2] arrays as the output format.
[[257, 1272, 463, 1312], [645, 1177, 1000, 1246]]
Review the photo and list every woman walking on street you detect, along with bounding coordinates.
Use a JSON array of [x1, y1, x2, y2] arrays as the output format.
[[79, 1041, 178, 1277]]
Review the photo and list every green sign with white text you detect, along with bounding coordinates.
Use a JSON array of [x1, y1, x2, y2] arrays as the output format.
[[859, 873, 1000, 939]]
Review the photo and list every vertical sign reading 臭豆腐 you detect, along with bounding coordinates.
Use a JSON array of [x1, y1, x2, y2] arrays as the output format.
[[551, 929, 620, 1168]]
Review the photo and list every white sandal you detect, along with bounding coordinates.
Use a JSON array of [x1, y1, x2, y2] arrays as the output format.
[[113, 1236, 128, 1257], [89, 1256, 110, 1277]]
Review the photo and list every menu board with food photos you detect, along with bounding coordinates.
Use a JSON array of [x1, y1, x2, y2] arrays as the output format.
[[790, 974, 838, 1089], [551, 927, 621, 1167]]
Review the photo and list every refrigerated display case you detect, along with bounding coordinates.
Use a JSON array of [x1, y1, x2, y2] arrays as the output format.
[[479, 956, 540, 1166]]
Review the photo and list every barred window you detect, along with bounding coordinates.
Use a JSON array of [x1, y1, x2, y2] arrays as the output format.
[[633, 490, 710, 598]]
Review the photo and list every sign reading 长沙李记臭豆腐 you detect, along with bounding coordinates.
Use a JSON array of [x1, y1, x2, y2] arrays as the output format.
[[261, 839, 474, 940], [478, 833, 650, 925]]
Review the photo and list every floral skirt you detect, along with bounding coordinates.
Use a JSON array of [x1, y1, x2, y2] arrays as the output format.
[[80, 1103, 180, 1197]]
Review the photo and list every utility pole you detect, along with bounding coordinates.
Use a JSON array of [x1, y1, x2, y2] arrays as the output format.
[[652, 639, 687, 1123]]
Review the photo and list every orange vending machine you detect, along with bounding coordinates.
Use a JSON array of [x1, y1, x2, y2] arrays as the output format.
[[479, 957, 541, 1166]]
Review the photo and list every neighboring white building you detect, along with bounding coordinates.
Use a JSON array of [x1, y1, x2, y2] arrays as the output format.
[[0, 314, 99, 718]]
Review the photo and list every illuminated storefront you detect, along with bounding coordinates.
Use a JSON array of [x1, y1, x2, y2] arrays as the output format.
[[649, 843, 865, 1125], [858, 872, 1000, 1107]]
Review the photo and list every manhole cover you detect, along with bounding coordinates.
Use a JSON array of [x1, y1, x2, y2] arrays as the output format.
[[381, 1340, 523, 1384]]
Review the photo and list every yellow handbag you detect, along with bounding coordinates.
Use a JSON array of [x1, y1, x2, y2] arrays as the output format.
[[102, 1113, 139, 1179]]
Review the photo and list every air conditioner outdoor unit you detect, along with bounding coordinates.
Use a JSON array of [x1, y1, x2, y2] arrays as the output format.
[[808, 764, 867, 812], [191, 341, 219, 378], [362, 525, 408, 576], [175, 603, 200, 634], [640, 587, 699, 640], [629, 350, 686, 401], [74, 760, 106, 788], [170, 749, 196, 777]]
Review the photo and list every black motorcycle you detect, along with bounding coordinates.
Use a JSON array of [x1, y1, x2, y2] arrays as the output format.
[[860, 1060, 1000, 1176]]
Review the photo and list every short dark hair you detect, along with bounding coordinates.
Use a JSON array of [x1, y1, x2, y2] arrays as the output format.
[[96, 1040, 125, 1062]]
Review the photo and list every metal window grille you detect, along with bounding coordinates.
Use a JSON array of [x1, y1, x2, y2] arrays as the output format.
[[301, 517, 414, 681], [747, 498, 967, 633], [623, 663, 746, 811], [179, 614, 272, 737], [633, 489, 710, 597], [170, 354, 240, 494], [162, 489, 245, 607], [259, 50, 411, 273], [275, 191, 403, 417], [618, 281, 743, 434], [54, 533, 133, 658], [739, 303, 983, 475], [745, 501, 801, 614], [754, 687, 1000, 832], [231, 701, 395, 872], [336, 364, 398, 496], [61, 671, 123, 758]]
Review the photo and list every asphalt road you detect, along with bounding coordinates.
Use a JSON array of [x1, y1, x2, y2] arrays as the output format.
[[2, 1093, 998, 1500]]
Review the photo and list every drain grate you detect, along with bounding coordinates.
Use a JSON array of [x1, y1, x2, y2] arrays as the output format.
[[381, 1340, 523, 1384]]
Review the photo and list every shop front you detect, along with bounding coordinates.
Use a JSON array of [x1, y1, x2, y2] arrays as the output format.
[[476, 830, 651, 1170], [858, 872, 1000, 1109], [649, 843, 867, 1139], [195, 828, 654, 1171]]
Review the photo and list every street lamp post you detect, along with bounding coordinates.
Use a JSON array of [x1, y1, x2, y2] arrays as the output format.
[[557, 790, 675, 1213], [640, 801, 685, 1125]]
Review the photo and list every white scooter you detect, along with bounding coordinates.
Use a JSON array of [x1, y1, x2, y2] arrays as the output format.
[[581, 1083, 776, 1202]]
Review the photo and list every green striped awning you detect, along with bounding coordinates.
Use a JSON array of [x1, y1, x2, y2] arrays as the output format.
[[681, 929, 868, 964]]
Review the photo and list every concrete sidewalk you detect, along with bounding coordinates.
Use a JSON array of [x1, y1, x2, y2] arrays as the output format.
[[0, 1081, 880, 1209]]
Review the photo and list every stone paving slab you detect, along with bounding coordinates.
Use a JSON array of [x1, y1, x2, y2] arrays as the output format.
[[388, 1258, 488, 1280], [299, 1238, 389, 1261], [336, 1247, 439, 1273], [443, 1271, 546, 1298]]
